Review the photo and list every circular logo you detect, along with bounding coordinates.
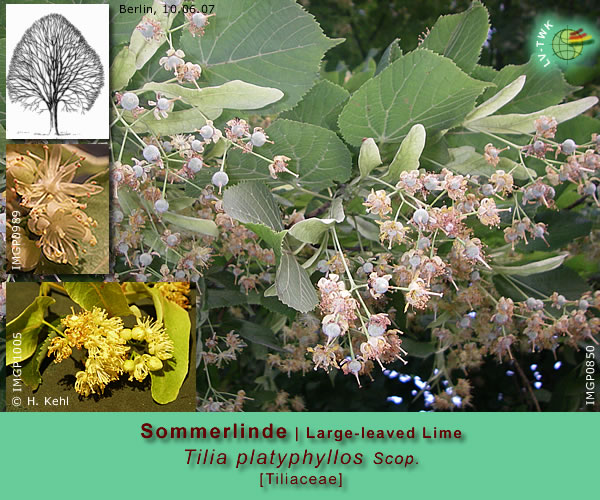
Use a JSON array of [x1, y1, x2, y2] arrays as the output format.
[[552, 29, 584, 60]]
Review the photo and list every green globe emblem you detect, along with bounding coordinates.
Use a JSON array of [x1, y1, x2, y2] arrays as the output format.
[[552, 29, 583, 60]]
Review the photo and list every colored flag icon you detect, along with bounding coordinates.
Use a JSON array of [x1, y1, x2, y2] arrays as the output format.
[[568, 28, 592, 44]]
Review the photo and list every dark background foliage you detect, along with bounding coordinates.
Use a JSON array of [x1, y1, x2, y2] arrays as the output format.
[[306, 0, 600, 80]]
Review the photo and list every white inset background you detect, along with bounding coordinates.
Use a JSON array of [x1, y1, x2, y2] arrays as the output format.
[[6, 4, 110, 139]]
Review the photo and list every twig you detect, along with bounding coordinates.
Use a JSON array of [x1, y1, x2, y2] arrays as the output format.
[[512, 358, 542, 412], [306, 201, 331, 218]]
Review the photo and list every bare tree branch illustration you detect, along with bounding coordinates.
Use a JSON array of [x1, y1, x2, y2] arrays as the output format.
[[7, 13, 104, 135]]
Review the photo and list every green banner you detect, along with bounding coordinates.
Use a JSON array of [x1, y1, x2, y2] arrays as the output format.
[[0, 413, 597, 497]]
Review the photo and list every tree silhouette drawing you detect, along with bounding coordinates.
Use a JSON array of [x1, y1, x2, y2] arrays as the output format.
[[7, 14, 104, 135]]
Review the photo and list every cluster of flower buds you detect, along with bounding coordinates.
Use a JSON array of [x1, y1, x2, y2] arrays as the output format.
[[136, 1, 215, 76], [201, 331, 247, 368], [306, 122, 600, 391], [113, 99, 300, 276], [197, 328, 250, 412], [217, 215, 277, 294], [114, 9, 309, 279], [262, 390, 306, 412], [504, 217, 548, 249], [184, 10, 216, 37], [158, 49, 203, 83], [317, 273, 358, 342], [432, 378, 473, 411], [116, 91, 182, 121], [516, 115, 600, 207], [308, 253, 413, 386], [267, 320, 320, 376], [198, 390, 249, 412], [225, 119, 272, 152], [432, 282, 600, 376]]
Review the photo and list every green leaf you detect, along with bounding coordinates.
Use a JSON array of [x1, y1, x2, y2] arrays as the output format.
[[383, 124, 426, 182], [160, 212, 219, 237], [478, 58, 578, 114], [168, 196, 197, 211], [131, 108, 211, 135], [493, 267, 588, 301], [110, 46, 137, 91], [289, 217, 337, 244], [346, 216, 380, 242], [344, 58, 376, 93], [276, 252, 319, 313], [6, 296, 55, 365], [566, 255, 600, 279], [246, 224, 288, 257], [329, 198, 345, 223], [63, 283, 133, 318], [471, 64, 499, 82], [131, 80, 284, 135], [339, 49, 491, 147], [140, 80, 284, 115], [0, 124, 5, 154], [375, 38, 402, 76], [420, 133, 451, 170], [223, 181, 287, 255], [301, 235, 328, 271], [565, 64, 600, 87], [555, 184, 580, 209], [445, 146, 535, 181], [493, 253, 569, 277], [110, 1, 149, 47], [217, 119, 352, 191], [180, 0, 341, 113], [223, 319, 284, 352], [401, 337, 436, 359], [465, 75, 526, 123], [206, 289, 254, 309], [147, 288, 192, 405], [280, 80, 350, 130], [555, 115, 600, 145], [117, 183, 142, 215], [358, 138, 382, 178], [21, 331, 56, 390], [261, 295, 297, 321], [223, 181, 284, 231], [142, 229, 167, 256], [466, 96, 599, 135], [420, 1, 490, 74], [129, 0, 173, 70]]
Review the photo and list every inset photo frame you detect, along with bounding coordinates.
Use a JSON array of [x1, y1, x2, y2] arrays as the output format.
[[6, 143, 110, 274], [5, 4, 109, 139], [5, 282, 196, 412]]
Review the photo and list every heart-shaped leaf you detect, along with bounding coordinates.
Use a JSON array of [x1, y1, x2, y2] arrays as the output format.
[[276, 252, 318, 313], [180, 0, 341, 113], [64, 283, 133, 317], [6, 296, 55, 365], [384, 124, 426, 181], [147, 287, 192, 405], [339, 49, 491, 146], [420, 1, 490, 74]]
